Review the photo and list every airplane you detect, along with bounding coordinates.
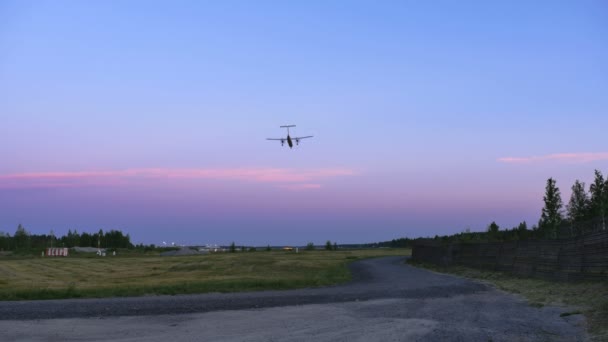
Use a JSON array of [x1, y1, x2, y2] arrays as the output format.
[[266, 125, 313, 149]]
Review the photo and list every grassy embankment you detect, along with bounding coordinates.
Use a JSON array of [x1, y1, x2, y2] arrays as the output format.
[[409, 261, 608, 341], [0, 248, 410, 301]]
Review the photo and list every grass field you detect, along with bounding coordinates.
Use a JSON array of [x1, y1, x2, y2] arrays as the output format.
[[409, 261, 608, 341], [0, 249, 410, 301]]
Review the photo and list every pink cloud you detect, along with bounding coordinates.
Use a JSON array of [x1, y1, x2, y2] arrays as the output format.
[[498, 152, 608, 164], [0, 168, 356, 189], [278, 183, 323, 191]]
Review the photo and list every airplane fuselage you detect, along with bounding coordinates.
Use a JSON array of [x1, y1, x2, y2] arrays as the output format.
[[287, 134, 293, 148]]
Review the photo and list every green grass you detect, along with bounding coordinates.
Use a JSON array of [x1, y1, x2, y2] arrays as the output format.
[[408, 260, 608, 341], [0, 249, 410, 301]]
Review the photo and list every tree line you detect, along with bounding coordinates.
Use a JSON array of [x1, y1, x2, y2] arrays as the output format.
[[425, 169, 608, 244], [0, 225, 133, 251], [541, 169, 608, 238]]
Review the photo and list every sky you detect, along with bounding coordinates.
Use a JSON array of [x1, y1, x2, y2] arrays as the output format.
[[1, 1, 607, 246]]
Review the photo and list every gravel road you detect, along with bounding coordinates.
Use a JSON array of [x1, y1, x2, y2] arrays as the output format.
[[0, 256, 588, 341]]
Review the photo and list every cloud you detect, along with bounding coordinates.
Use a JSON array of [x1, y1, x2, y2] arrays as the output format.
[[0, 168, 355, 189], [498, 152, 608, 164], [278, 183, 323, 191]]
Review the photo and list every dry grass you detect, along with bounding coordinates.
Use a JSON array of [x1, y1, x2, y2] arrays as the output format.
[[409, 261, 608, 341], [0, 249, 410, 300]]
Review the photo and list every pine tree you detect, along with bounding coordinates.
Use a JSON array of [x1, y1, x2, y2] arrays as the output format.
[[567, 180, 589, 235], [517, 221, 528, 231], [539, 178, 563, 239], [604, 175, 608, 230], [589, 170, 606, 230], [487, 221, 500, 241], [80, 232, 92, 247], [487, 221, 499, 233], [0, 231, 10, 251], [517, 221, 529, 240], [14, 224, 31, 250]]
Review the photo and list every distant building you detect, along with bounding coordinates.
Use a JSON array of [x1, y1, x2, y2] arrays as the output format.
[[198, 244, 223, 253], [46, 248, 69, 257]]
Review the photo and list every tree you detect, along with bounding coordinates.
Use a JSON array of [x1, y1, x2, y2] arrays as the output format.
[[567, 180, 589, 235], [80, 232, 93, 247], [325, 240, 333, 250], [589, 170, 606, 230], [539, 177, 563, 239], [486, 221, 500, 241], [229, 242, 236, 253], [103, 230, 133, 249], [333, 242, 338, 250], [517, 221, 528, 231], [305, 242, 315, 251], [64, 229, 80, 247], [605, 174, 608, 229], [516, 221, 529, 240], [265, 245, 271, 252], [126, 234, 133, 249], [13, 224, 31, 250], [487, 221, 499, 233], [0, 231, 10, 251]]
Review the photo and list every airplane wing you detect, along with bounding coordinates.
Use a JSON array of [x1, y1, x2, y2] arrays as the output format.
[[293, 136, 313, 139], [266, 138, 284, 140]]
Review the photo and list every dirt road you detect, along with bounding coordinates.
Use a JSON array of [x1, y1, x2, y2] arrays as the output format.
[[0, 256, 587, 341]]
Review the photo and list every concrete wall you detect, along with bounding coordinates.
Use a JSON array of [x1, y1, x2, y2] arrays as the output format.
[[411, 230, 608, 281]]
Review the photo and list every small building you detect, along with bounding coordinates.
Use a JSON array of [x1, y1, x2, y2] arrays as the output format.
[[46, 248, 69, 257]]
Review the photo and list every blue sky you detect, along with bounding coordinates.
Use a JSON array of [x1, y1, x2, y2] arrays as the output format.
[[1, 1, 607, 245]]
